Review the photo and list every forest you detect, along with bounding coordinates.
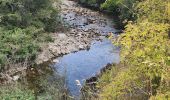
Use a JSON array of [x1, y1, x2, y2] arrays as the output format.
[[0, 0, 169, 100]]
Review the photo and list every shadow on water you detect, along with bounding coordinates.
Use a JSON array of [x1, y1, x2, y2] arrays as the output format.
[[24, 62, 69, 100]]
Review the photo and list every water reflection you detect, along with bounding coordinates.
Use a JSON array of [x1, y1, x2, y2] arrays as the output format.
[[53, 39, 120, 96]]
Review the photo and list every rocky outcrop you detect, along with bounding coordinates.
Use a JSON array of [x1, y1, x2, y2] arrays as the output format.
[[35, 31, 99, 64]]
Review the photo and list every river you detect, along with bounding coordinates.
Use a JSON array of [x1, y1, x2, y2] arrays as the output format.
[[27, 0, 120, 99]]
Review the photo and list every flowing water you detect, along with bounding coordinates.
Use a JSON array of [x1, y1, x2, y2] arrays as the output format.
[[26, 0, 120, 99]]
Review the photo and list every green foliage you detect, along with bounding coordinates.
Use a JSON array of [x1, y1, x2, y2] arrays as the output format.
[[101, 0, 119, 11], [78, 0, 105, 7], [101, 0, 138, 21], [0, 68, 69, 100], [0, 84, 35, 100], [98, 0, 170, 99], [79, 0, 97, 4], [101, 0, 170, 22], [0, 26, 52, 69], [99, 21, 170, 99], [0, 0, 59, 31], [0, 0, 60, 69], [0, 28, 39, 62], [78, 0, 138, 22], [135, 0, 170, 23]]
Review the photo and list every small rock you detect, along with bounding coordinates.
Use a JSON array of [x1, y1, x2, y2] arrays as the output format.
[[79, 45, 84, 49], [58, 33, 67, 39], [53, 59, 59, 63], [99, 36, 106, 40], [13, 75, 20, 81]]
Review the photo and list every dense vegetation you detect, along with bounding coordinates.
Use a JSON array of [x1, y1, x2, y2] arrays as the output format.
[[95, 0, 170, 99], [79, 0, 137, 21], [0, 72, 66, 100], [0, 0, 60, 70], [0, 84, 35, 100], [0, 0, 64, 99], [78, 0, 105, 8]]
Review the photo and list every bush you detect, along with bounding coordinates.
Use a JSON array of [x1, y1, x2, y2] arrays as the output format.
[[135, 0, 170, 23], [101, 0, 138, 21], [0, 0, 59, 31], [99, 21, 170, 99], [78, 0, 106, 8], [97, 0, 170, 99], [0, 83, 35, 100], [0, 0, 61, 69]]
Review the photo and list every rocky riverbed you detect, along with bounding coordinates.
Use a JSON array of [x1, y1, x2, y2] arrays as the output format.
[[35, 0, 118, 64]]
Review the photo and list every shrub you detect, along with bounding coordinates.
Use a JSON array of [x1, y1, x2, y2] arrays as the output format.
[[0, 0, 60, 69], [98, 0, 170, 99], [0, 83, 35, 100], [135, 0, 170, 23], [99, 21, 170, 99], [101, 0, 138, 21]]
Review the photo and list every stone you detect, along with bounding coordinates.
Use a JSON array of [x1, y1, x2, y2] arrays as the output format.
[[79, 44, 84, 49], [58, 33, 67, 39], [13, 75, 20, 81], [99, 36, 106, 40], [53, 59, 59, 63]]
